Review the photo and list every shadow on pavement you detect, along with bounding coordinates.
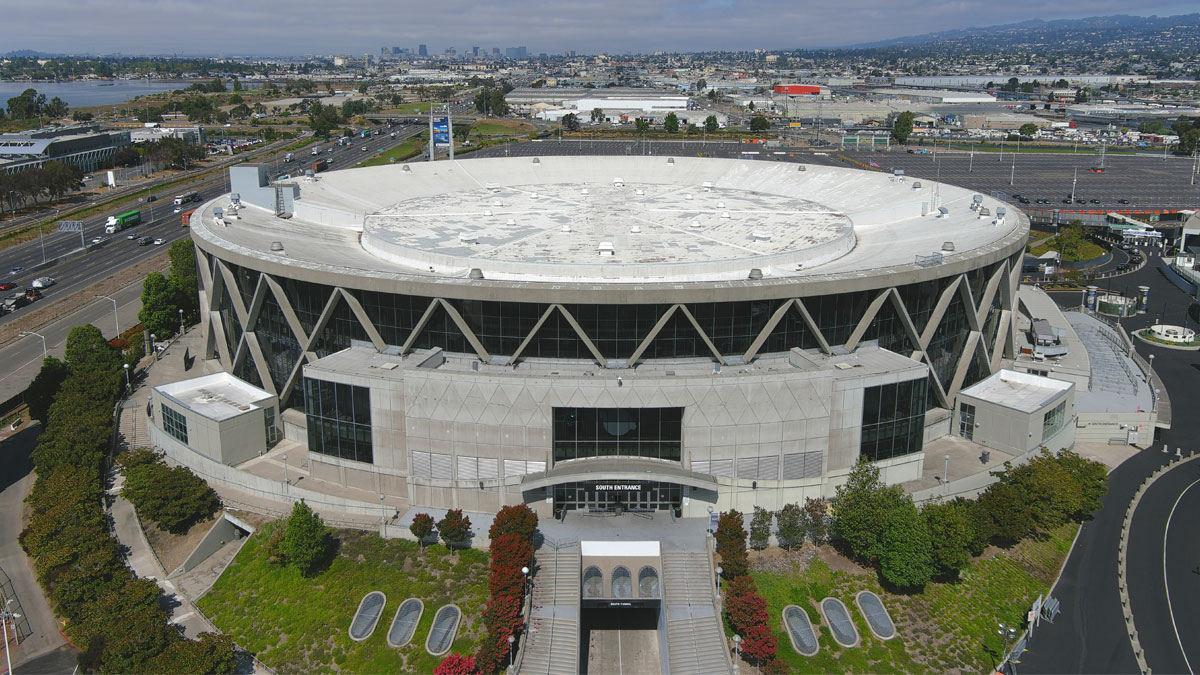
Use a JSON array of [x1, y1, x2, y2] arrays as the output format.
[[0, 424, 40, 495]]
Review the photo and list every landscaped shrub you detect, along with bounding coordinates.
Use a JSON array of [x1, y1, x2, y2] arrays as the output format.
[[281, 499, 330, 577], [716, 509, 748, 578], [724, 574, 781, 670], [438, 509, 472, 550], [488, 504, 538, 542], [434, 653, 477, 675], [775, 502, 804, 550], [748, 506, 772, 550], [120, 449, 220, 533], [410, 512, 436, 546], [488, 533, 533, 599], [802, 497, 830, 544]]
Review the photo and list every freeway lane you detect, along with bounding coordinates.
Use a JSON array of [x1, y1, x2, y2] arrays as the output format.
[[0, 123, 422, 330]]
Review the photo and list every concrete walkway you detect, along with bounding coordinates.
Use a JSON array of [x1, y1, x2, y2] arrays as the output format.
[[106, 474, 218, 640]]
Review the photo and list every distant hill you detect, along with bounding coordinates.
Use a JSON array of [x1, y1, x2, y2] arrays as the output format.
[[4, 49, 49, 58], [850, 13, 1200, 54]]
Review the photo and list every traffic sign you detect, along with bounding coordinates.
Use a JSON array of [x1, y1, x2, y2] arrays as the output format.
[[57, 220, 84, 232]]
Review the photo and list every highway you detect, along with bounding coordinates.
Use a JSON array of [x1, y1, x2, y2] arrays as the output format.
[[0, 123, 422, 331]]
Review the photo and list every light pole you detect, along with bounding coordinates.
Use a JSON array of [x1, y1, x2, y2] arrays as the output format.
[[123, 363, 131, 392], [179, 308, 185, 336], [716, 566, 723, 592], [379, 494, 386, 536], [521, 566, 530, 598], [507, 634, 515, 668], [732, 634, 741, 672], [96, 294, 119, 337], [944, 454, 951, 494], [282, 453, 289, 491], [19, 330, 46, 358], [38, 222, 46, 264], [969, 145, 974, 173], [1, 597, 22, 675]]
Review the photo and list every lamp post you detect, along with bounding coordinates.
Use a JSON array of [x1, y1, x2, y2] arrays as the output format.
[[944, 454, 951, 494], [19, 330, 46, 358], [1, 597, 22, 675], [379, 494, 386, 536], [96, 294, 119, 337], [282, 453, 289, 491], [179, 308, 185, 336], [521, 566, 530, 598], [123, 363, 131, 392], [507, 634, 515, 668], [716, 566, 723, 592], [732, 634, 741, 672]]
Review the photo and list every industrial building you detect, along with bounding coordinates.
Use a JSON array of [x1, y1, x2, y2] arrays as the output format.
[[150, 156, 1032, 519], [0, 124, 130, 174]]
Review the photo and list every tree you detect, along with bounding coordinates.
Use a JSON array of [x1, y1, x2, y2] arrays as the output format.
[[748, 507, 772, 550], [801, 497, 830, 545], [707, 89, 720, 102], [749, 115, 769, 132], [26, 356, 70, 426], [635, 118, 650, 133], [139, 271, 180, 339], [877, 499, 932, 589], [146, 633, 238, 674], [64, 324, 122, 375], [410, 512, 436, 546], [488, 504, 538, 543], [1054, 450, 1109, 518], [976, 481, 1033, 544], [120, 450, 220, 533], [281, 500, 329, 576], [1019, 122, 1039, 137], [438, 509, 471, 549], [704, 115, 719, 133], [892, 111, 915, 144], [590, 107, 604, 123], [830, 459, 891, 560], [747, 101, 755, 112], [561, 113, 580, 132], [775, 502, 804, 550], [716, 510, 748, 578], [921, 499, 975, 579], [434, 653, 477, 675], [167, 239, 199, 325], [739, 622, 779, 666], [6, 88, 46, 120], [663, 112, 680, 133]]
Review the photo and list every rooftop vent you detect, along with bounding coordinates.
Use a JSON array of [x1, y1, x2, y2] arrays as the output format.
[[937, 206, 950, 217], [483, 209, 493, 216], [613, 177, 624, 186], [530, 192, 539, 200], [690, 220, 702, 229], [630, 225, 641, 234], [469, 268, 484, 279], [485, 182, 500, 190], [748, 268, 763, 280], [667, 157, 675, 164], [702, 181, 714, 188], [978, 207, 991, 218], [532, 157, 540, 164], [597, 241, 615, 256], [797, 165, 806, 171], [752, 228, 771, 241], [493, 200, 502, 207], [580, 188, 589, 195], [721, 211, 731, 219], [941, 241, 956, 252], [685, 193, 693, 200], [506, 218, 516, 226], [402, 164, 412, 172], [635, 188, 644, 196], [912, 181, 922, 189], [459, 232, 478, 244], [717, 201, 726, 208], [270, 241, 284, 252], [560, 224, 571, 233]]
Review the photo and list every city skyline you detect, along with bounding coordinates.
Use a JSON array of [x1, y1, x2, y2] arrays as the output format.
[[1, 1, 1197, 57]]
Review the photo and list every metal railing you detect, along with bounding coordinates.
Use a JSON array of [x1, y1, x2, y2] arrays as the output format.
[[0, 566, 33, 643]]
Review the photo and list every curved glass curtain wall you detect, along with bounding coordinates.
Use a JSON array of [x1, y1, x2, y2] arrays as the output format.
[[212, 255, 1005, 409]]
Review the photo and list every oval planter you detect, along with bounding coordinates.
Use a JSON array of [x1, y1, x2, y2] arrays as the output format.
[[782, 605, 820, 656], [349, 591, 387, 642], [387, 598, 425, 648], [854, 590, 896, 640], [425, 604, 462, 657], [820, 597, 860, 648]]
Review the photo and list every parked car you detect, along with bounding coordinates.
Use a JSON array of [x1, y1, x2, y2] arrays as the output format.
[[31, 276, 55, 288]]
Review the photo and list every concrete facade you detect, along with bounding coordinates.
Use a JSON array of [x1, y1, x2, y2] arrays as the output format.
[[149, 372, 279, 466], [955, 369, 1075, 456]]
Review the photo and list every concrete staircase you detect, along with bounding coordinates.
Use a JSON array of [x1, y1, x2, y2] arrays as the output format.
[[662, 551, 733, 675], [517, 541, 581, 675]]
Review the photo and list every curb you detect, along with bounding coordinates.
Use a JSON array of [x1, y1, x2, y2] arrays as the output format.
[[1119, 447, 1200, 675]]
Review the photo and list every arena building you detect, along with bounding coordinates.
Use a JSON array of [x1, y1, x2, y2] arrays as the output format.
[[152, 156, 1027, 519]]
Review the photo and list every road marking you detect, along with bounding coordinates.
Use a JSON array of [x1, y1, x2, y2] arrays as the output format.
[[1163, 476, 1199, 675], [617, 628, 623, 675]]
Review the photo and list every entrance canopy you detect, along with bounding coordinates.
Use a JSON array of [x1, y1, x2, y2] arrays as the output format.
[[520, 458, 718, 492]]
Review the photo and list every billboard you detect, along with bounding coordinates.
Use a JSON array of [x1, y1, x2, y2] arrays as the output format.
[[433, 117, 450, 146], [774, 84, 821, 96]]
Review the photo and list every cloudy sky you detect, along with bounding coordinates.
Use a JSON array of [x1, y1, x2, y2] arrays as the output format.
[[3, 0, 1198, 56]]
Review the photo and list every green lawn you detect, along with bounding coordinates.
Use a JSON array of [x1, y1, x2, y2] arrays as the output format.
[[753, 523, 1077, 673], [1029, 237, 1107, 262], [470, 121, 535, 136], [356, 136, 427, 168], [198, 523, 489, 674]]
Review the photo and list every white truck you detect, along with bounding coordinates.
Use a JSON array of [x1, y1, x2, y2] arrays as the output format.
[[284, 152, 295, 162], [173, 192, 201, 206]]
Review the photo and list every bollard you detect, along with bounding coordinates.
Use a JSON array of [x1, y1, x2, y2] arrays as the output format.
[[1162, 444, 1168, 453], [1177, 448, 1182, 458]]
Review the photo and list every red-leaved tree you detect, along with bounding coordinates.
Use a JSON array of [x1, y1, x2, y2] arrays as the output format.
[[725, 580, 768, 632], [738, 622, 779, 665], [410, 512, 435, 547], [716, 510, 748, 578], [488, 504, 538, 543], [489, 533, 533, 599], [433, 652, 477, 675]]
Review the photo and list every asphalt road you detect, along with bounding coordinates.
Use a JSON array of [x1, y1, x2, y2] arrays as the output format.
[[0, 124, 421, 332], [1021, 252, 1200, 674]]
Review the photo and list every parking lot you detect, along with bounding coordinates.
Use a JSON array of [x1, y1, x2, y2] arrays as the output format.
[[467, 140, 1199, 211]]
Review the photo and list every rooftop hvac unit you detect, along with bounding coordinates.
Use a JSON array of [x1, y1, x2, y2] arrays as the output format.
[[613, 177, 624, 186], [702, 181, 714, 188], [752, 228, 771, 241], [506, 218, 516, 226], [469, 268, 484, 279], [493, 200, 502, 207], [635, 188, 644, 196], [748, 268, 763, 280], [721, 211, 731, 219], [459, 232, 478, 244], [685, 193, 693, 200], [485, 182, 500, 190], [667, 157, 674, 164], [560, 224, 571, 233], [690, 220, 702, 229], [597, 241, 615, 256], [941, 241, 956, 252], [996, 207, 1007, 217], [798, 165, 806, 171], [717, 201, 726, 208], [630, 225, 641, 233], [938, 206, 950, 217], [580, 188, 589, 195], [530, 192, 539, 200], [978, 207, 991, 218], [483, 209, 493, 216], [912, 181, 922, 189], [532, 157, 540, 164]]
